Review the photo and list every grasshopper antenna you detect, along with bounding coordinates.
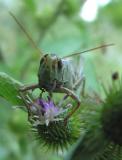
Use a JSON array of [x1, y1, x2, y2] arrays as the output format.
[[62, 43, 114, 59], [9, 11, 43, 56]]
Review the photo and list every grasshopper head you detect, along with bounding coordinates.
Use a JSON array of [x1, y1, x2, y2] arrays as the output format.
[[39, 54, 62, 70], [38, 54, 63, 90]]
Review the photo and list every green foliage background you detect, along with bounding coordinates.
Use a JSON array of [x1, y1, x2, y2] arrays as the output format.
[[0, 0, 122, 160]]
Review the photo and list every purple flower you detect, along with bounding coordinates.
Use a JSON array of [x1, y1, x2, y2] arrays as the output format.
[[31, 98, 66, 126]]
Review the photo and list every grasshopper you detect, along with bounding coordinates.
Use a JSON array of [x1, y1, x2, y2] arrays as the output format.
[[9, 12, 114, 123]]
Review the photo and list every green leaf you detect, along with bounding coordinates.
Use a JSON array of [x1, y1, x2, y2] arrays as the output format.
[[0, 72, 24, 105]]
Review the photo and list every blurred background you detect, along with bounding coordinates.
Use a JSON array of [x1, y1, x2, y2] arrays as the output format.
[[0, 0, 122, 159]]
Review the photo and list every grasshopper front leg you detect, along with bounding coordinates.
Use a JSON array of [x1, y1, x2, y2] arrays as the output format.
[[19, 84, 39, 92], [59, 86, 81, 124], [60, 77, 86, 123]]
